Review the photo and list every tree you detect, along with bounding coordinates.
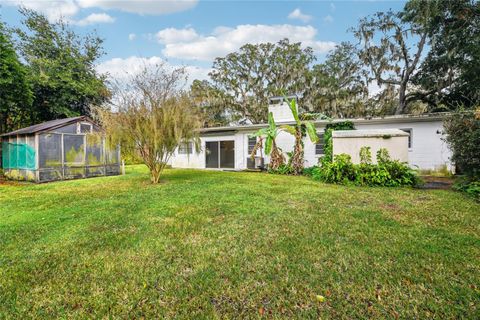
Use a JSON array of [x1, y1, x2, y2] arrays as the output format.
[[190, 80, 231, 127], [443, 109, 480, 178], [250, 112, 285, 171], [280, 98, 320, 175], [309, 42, 369, 118], [95, 64, 202, 184], [352, 9, 429, 114], [209, 39, 315, 123], [15, 8, 110, 123], [404, 0, 480, 110], [0, 19, 33, 133]]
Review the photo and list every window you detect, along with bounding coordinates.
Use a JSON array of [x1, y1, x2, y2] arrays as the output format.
[[178, 142, 193, 154], [315, 132, 325, 155], [400, 128, 413, 149], [248, 136, 257, 154], [80, 123, 92, 133]]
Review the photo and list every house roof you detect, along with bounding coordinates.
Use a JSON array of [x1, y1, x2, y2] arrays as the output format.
[[1, 116, 89, 137], [200, 112, 451, 134]]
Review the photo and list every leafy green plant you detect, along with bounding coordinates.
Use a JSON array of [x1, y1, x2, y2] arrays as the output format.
[[453, 178, 480, 202], [250, 112, 285, 171], [268, 163, 294, 175], [280, 97, 320, 175], [359, 146, 372, 164], [321, 121, 355, 164], [312, 154, 357, 184], [302, 166, 318, 177], [443, 110, 480, 178], [376, 148, 391, 164], [313, 148, 420, 187]]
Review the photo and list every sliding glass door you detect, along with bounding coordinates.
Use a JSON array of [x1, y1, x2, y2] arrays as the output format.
[[205, 142, 219, 168], [205, 140, 235, 169]]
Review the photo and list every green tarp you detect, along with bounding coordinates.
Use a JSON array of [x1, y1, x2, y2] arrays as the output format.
[[2, 142, 36, 170]]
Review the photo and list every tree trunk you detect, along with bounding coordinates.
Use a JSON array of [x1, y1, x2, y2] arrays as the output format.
[[396, 81, 408, 115], [269, 140, 285, 171], [292, 127, 304, 175]]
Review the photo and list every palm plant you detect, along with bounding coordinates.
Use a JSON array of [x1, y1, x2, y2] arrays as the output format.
[[280, 97, 320, 175], [250, 112, 285, 170]]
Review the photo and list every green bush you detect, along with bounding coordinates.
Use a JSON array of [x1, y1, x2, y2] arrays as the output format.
[[268, 163, 294, 175], [302, 166, 318, 177], [312, 154, 357, 184], [312, 148, 420, 187], [453, 178, 480, 201], [321, 121, 355, 164], [443, 110, 480, 178]]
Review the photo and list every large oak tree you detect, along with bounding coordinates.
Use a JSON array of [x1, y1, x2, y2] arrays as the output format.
[[209, 39, 315, 123]]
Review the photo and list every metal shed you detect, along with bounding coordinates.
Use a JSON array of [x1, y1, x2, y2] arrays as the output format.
[[1, 116, 120, 182]]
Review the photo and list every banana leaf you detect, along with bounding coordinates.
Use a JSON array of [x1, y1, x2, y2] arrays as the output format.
[[264, 135, 273, 155], [280, 124, 296, 135], [304, 122, 319, 143]]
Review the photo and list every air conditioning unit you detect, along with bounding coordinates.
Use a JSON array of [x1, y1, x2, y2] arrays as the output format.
[[247, 157, 264, 170]]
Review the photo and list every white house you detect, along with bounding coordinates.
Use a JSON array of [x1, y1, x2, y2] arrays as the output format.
[[170, 98, 453, 172]]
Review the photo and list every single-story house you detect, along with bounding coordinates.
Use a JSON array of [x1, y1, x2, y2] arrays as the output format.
[[1, 116, 121, 182], [170, 98, 453, 172]]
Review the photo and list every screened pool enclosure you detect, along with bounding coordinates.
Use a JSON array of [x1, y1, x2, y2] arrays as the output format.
[[1, 117, 121, 182]]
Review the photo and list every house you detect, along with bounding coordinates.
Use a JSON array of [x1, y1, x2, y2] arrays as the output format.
[[170, 97, 453, 172], [1, 116, 121, 182]]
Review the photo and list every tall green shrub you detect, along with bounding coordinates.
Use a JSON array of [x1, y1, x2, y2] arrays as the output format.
[[322, 121, 355, 163], [443, 110, 480, 178]]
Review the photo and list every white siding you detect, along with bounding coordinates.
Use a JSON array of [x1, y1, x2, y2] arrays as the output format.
[[353, 121, 452, 171], [170, 119, 453, 172]]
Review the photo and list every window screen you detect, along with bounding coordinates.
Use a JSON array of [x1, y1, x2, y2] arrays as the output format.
[[80, 123, 92, 133], [400, 128, 413, 148], [55, 123, 77, 134], [178, 142, 193, 154], [315, 133, 325, 155], [39, 133, 62, 168], [63, 135, 85, 164], [86, 135, 104, 166], [248, 136, 257, 154], [106, 146, 120, 164]]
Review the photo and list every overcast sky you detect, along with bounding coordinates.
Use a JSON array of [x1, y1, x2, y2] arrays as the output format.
[[0, 0, 406, 83]]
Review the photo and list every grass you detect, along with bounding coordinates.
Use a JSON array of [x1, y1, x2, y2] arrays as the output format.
[[0, 165, 479, 318]]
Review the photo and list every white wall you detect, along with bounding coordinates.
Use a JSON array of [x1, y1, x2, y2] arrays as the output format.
[[333, 134, 409, 164], [170, 133, 246, 169], [353, 121, 452, 170], [170, 119, 452, 172]]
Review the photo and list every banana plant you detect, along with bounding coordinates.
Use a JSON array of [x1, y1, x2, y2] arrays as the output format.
[[250, 112, 285, 170], [280, 97, 320, 175]]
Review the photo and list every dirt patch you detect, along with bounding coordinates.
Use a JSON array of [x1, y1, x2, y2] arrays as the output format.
[[419, 176, 454, 190]]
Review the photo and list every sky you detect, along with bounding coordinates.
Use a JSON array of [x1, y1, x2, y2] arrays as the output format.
[[0, 0, 407, 83]]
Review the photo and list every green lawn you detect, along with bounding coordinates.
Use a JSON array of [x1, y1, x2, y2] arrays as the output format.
[[1, 165, 479, 318]]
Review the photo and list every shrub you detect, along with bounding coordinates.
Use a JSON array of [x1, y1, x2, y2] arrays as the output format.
[[312, 154, 357, 184], [321, 121, 355, 164], [313, 148, 420, 187], [268, 163, 294, 175], [302, 166, 318, 177], [443, 110, 480, 178], [443, 110, 480, 199], [359, 146, 372, 164], [453, 178, 480, 202]]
